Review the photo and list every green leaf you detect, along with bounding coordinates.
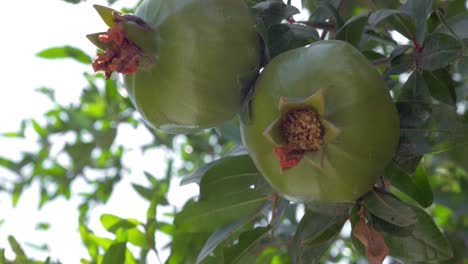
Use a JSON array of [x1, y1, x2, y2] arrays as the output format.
[[385, 162, 433, 208], [36, 222, 50, 231], [199, 155, 271, 201], [102, 242, 126, 264], [290, 210, 346, 263], [388, 52, 413, 75], [422, 69, 457, 105], [369, 9, 416, 40], [31, 119, 47, 138], [131, 183, 153, 201], [420, 33, 462, 71], [100, 214, 139, 233], [224, 226, 271, 264], [390, 45, 412, 61], [126, 228, 149, 249], [381, 205, 453, 261], [8, 236, 25, 258], [301, 215, 346, 246], [363, 191, 418, 227], [252, 1, 299, 29], [215, 118, 243, 145], [36, 46, 92, 64], [12, 183, 24, 207], [455, 56, 468, 76], [397, 71, 431, 103], [267, 23, 319, 59], [400, 0, 434, 42], [435, 12, 468, 40], [388, 45, 413, 75], [335, 11, 370, 47], [396, 102, 468, 155], [252, 0, 300, 56], [180, 157, 230, 186], [174, 192, 270, 232], [196, 220, 246, 264]]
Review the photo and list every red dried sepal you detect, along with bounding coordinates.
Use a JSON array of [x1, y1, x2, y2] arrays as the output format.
[[274, 145, 304, 170], [92, 23, 143, 79]]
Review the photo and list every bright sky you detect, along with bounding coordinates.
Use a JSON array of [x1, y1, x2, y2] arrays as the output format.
[[0, 0, 306, 263]]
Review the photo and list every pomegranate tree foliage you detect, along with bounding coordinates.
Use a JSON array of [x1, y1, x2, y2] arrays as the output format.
[[1, 0, 468, 263]]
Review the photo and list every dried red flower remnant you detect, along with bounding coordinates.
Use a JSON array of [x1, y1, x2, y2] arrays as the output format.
[[274, 145, 304, 169], [92, 23, 143, 79], [274, 107, 324, 170]]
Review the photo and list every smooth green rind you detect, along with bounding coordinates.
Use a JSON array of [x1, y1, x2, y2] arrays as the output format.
[[123, 0, 261, 134], [241, 41, 400, 204]]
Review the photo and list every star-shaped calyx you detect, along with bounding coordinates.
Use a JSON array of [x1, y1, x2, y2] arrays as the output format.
[[87, 5, 156, 79], [263, 89, 341, 171]]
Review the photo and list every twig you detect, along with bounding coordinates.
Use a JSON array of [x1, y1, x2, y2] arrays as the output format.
[[372, 57, 390, 66], [296, 21, 336, 31]]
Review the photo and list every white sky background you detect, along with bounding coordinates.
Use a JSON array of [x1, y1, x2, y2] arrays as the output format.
[[0, 0, 307, 263]]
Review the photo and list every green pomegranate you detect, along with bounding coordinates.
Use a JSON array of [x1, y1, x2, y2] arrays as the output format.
[[241, 40, 399, 205], [88, 0, 260, 133]]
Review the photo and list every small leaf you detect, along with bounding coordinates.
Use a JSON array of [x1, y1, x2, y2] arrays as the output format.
[[181, 154, 247, 186], [385, 162, 433, 208], [335, 11, 370, 47], [31, 119, 47, 138], [215, 118, 243, 145], [363, 191, 418, 227], [382, 204, 453, 261], [267, 23, 318, 59], [100, 214, 139, 233], [400, 0, 434, 42], [126, 228, 149, 249], [396, 102, 468, 155], [353, 215, 389, 264], [290, 210, 346, 264], [36, 46, 92, 64], [397, 71, 431, 103], [252, 1, 299, 29], [420, 33, 462, 71], [12, 183, 24, 207], [435, 12, 468, 40], [455, 56, 468, 76], [369, 9, 416, 40], [388, 53, 413, 75], [389, 45, 412, 61], [131, 183, 153, 201], [36, 222, 50, 231], [388, 45, 414, 75], [196, 220, 246, 264], [199, 155, 271, 201], [224, 226, 271, 264], [102, 242, 126, 264], [301, 215, 346, 246], [8, 236, 26, 258], [422, 69, 457, 105], [174, 193, 270, 232]]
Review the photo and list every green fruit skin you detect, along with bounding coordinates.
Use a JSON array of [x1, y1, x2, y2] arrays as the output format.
[[124, 0, 260, 134], [241, 40, 400, 204]]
